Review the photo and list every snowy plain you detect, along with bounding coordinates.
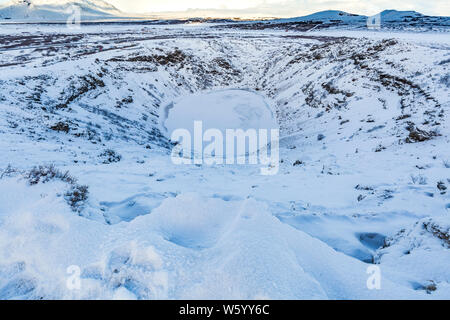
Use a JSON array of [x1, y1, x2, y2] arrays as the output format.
[[0, 21, 449, 300]]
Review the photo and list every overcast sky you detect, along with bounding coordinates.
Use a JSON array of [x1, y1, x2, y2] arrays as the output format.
[[1, 0, 449, 17]]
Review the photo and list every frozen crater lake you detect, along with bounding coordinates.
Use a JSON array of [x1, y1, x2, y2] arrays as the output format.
[[163, 89, 278, 137], [162, 89, 279, 161]]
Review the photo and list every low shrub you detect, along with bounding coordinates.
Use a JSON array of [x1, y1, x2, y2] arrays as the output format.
[[26, 165, 75, 185], [99, 149, 122, 164], [25, 165, 89, 212]]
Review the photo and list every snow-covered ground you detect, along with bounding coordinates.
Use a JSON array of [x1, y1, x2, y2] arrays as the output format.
[[0, 22, 449, 299]]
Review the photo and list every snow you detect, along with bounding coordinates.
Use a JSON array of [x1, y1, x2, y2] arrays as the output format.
[[0, 20, 449, 299], [0, 185, 422, 299]]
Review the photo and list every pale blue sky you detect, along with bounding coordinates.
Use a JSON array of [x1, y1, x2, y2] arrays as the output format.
[[0, 0, 448, 17]]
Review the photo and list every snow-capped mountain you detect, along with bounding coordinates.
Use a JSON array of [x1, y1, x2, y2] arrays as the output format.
[[275, 9, 442, 23], [277, 10, 366, 23], [0, 0, 124, 21], [379, 9, 423, 20], [241, 9, 450, 31]]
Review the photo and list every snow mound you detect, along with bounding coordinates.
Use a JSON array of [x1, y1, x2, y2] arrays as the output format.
[[0, 177, 420, 299]]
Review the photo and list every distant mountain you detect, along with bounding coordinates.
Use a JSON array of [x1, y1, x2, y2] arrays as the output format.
[[0, 0, 125, 21], [379, 9, 423, 21], [375, 10, 449, 29], [264, 9, 449, 31], [276, 10, 366, 23], [273, 9, 437, 23], [0, 4, 448, 30]]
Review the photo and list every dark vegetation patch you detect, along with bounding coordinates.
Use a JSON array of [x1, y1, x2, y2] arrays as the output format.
[[56, 74, 105, 110], [412, 281, 438, 294], [293, 160, 303, 166], [99, 149, 122, 164], [303, 80, 353, 111], [382, 219, 450, 252], [50, 121, 70, 133], [0, 164, 18, 179], [113, 49, 187, 67], [423, 221, 450, 247], [288, 38, 349, 64], [24, 165, 89, 213], [26, 164, 76, 186], [437, 181, 447, 194], [405, 122, 440, 143], [321, 82, 354, 97], [374, 145, 386, 152], [217, 21, 323, 32], [115, 96, 134, 108], [0, 33, 84, 51], [212, 57, 232, 69], [396, 114, 411, 121], [65, 185, 89, 213]]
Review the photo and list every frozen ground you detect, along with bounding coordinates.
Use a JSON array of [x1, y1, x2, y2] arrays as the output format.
[[0, 23, 449, 299]]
